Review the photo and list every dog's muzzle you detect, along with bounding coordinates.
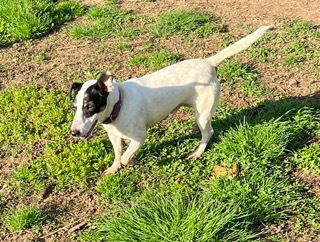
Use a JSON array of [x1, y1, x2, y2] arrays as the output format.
[[70, 120, 98, 139], [70, 129, 81, 137]]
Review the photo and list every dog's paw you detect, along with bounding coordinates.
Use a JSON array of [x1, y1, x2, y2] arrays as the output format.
[[104, 165, 120, 175], [187, 151, 202, 159], [121, 157, 137, 166]]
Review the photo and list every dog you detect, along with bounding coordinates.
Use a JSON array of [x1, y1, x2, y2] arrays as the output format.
[[69, 26, 271, 174]]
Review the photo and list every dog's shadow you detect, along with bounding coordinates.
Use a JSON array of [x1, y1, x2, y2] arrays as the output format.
[[138, 91, 320, 166]]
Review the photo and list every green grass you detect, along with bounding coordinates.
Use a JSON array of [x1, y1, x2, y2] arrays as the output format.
[[218, 60, 258, 85], [247, 46, 274, 62], [150, 10, 226, 38], [81, 99, 320, 240], [12, 137, 112, 193], [82, 168, 302, 241], [217, 60, 268, 97], [0, 85, 110, 194], [244, 20, 320, 69], [206, 120, 290, 170], [283, 40, 311, 66], [96, 168, 141, 202], [0, 85, 72, 157], [115, 43, 133, 51], [284, 19, 320, 40], [81, 188, 258, 241], [0, 0, 83, 46], [71, 1, 137, 39], [2, 79, 320, 239], [3, 206, 45, 232], [128, 48, 181, 71], [292, 144, 320, 175]]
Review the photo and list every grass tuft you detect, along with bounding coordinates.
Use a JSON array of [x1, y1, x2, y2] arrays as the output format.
[[218, 60, 268, 97], [81, 188, 257, 241], [71, 2, 136, 39], [96, 169, 141, 202], [150, 10, 226, 38], [218, 60, 258, 85], [284, 19, 320, 40], [292, 144, 320, 175], [3, 206, 45, 232], [0, 0, 83, 46], [128, 48, 181, 71], [206, 120, 289, 170]]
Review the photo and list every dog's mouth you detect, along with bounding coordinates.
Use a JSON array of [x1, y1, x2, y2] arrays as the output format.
[[80, 120, 98, 140]]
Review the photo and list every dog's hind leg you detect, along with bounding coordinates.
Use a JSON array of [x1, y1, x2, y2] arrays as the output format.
[[187, 110, 214, 159], [104, 133, 122, 174], [188, 83, 220, 159]]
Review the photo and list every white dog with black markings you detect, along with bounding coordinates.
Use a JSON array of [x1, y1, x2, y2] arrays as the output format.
[[69, 26, 271, 174]]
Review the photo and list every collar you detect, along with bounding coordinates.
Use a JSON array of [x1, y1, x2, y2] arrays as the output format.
[[102, 90, 122, 124]]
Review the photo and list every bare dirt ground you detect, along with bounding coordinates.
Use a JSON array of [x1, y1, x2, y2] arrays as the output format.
[[1, 0, 319, 99], [0, 0, 320, 240]]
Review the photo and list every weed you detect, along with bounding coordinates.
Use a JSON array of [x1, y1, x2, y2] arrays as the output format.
[[150, 10, 226, 38], [128, 49, 181, 71], [83, 167, 302, 241], [292, 144, 320, 175], [0, 0, 83, 46], [218, 60, 268, 97], [115, 43, 132, 51], [283, 55, 305, 66], [71, 2, 136, 39], [0, 85, 72, 157], [247, 47, 274, 62], [96, 169, 141, 202], [0, 64, 6, 72], [239, 78, 269, 98], [35, 52, 50, 62], [218, 60, 258, 85], [13, 137, 112, 190], [283, 41, 311, 66], [284, 19, 320, 40], [3, 206, 45, 232]]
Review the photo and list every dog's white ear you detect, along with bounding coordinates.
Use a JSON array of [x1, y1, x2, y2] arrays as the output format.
[[97, 71, 113, 92]]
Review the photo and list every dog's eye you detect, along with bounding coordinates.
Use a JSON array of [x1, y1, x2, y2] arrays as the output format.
[[85, 104, 95, 111]]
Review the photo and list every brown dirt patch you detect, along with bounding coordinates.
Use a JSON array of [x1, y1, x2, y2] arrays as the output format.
[[294, 171, 320, 197], [121, 0, 320, 25], [263, 216, 320, 241], [0, 187, 103, 241], [0, 156, 32, 191]]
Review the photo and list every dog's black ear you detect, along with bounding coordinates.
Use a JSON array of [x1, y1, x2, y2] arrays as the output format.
[[68, 82, 83, 100], [97, 71, 113, 93]]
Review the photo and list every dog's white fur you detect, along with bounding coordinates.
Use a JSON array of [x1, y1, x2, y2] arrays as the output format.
[[71, 26, 271, 174]]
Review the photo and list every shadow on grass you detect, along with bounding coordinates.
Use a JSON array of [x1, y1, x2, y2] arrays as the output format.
[[139, 91, 320, 165]]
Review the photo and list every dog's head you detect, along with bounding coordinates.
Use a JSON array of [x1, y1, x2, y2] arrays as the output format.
[[69, 72, 114, 138]]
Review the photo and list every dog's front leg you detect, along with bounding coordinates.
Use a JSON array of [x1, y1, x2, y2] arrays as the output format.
[[104, 132, 122, 174], [121, 135, 146, 166]]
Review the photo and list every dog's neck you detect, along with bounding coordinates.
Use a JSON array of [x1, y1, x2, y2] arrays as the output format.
[[99, 83, 121, 124]]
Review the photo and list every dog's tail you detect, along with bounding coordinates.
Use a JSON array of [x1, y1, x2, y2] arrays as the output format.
[[206, 26, 272, 66]]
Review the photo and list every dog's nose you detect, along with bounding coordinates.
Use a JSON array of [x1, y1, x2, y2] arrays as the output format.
[[71, 130, 80, 137]]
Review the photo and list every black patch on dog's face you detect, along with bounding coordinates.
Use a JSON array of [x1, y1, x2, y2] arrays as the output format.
[[82, 84, 108, 118]]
